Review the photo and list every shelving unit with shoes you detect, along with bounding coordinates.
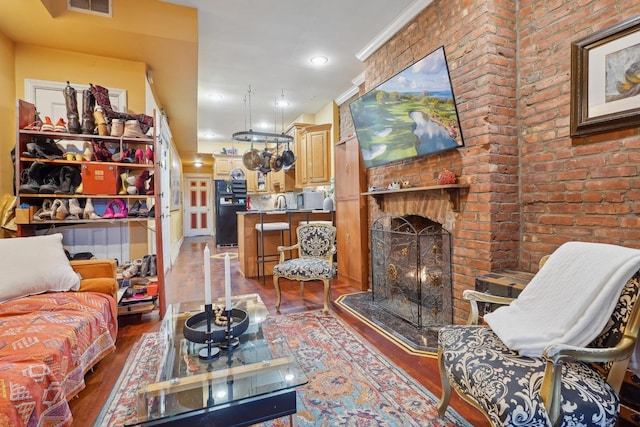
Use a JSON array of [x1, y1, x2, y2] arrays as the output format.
[[15, 99, 158, 229], [15, 97, 165, 316]]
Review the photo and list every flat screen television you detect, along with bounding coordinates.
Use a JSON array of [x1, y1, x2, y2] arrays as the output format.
[[349, 46, 464, 168]]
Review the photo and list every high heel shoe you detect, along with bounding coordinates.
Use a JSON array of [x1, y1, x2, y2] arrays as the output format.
[[146, 174, 154, 195], [134, 148, 144, 164], [128, 200, 141, 217], [68, 198, 83, 219], [144, 147, 153, 165], [83, 198, 101, 219], [83, 142, 94, 161], [51, 199, 69, 220], [137, 200, 149, 217], [33, 199, 54, 221], [105, 198, 128, 219], [119, 172, 129, 195]]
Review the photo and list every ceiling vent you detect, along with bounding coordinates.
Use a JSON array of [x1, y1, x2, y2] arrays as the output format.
[[67, 0, 112, 17]]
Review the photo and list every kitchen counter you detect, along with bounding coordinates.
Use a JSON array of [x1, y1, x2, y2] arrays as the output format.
[[237, 209, 334, 278]]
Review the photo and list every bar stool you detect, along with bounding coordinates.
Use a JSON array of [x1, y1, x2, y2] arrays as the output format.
[[255, 219, 290, 285]]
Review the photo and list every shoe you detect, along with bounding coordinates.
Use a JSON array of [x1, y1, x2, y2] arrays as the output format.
[[134, 148, 144, 164], [68, 198, 83, 219], [54, 118, 68, 132], [123, 120, 146, 138], [33, 199, 53, 221], [147, 204, 155, 218], [119, 172, 129, 195], [102, 201, 115, 219], [137, 200, 149, 217], [146, 174, 154, 195], [23, 120, 42, 131], [148, 254, 157, 277], [110, 119, 124, 137], [51, 199, 69, 220], [128, 200, 141, 217], [121, 262, 138, 279], [82, 198, 101, 219], [144, 147, 154, 165], [54, 166, 82, 194], [94, 106, 108, 136], [64, 81, 81, 134], [139, 255, 151, 277], [41, 116, 55, 132], [83, 142, 94, 161], [91, 140, 113, 162], [19, 161, 47, 194], [135, 170, 150, 195], [80, 89, 95, 135], [105, 198, 128, 219]]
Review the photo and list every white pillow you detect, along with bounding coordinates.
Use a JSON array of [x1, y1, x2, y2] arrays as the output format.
[[0, 233, 80, 303]]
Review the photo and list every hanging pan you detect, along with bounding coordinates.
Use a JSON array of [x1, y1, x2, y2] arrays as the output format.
[[270, 141, 284, 172], [281, 139, 296, 167], [242, 141, 262, 170]]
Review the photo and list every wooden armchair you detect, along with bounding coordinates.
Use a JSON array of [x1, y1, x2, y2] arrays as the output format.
[[437, 242, 640, 427], [273, 223, 336, 314]]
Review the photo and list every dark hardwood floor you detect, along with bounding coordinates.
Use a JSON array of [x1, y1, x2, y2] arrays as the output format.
[[69, 236, 489, 426]]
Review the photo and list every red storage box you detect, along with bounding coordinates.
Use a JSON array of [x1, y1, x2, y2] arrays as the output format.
[[81, 163, 119, 195]]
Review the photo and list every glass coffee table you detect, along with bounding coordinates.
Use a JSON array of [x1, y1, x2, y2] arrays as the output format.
[[130, 294, 307, 426]]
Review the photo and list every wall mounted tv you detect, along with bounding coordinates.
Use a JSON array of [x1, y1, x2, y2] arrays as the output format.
[[349, 46, 464, 168]]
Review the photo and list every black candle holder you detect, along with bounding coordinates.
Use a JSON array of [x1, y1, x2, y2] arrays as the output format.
[[183, 306, 249, 359]]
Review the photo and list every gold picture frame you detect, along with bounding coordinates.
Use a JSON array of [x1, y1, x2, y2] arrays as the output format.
[[570, 15, 640, 137]]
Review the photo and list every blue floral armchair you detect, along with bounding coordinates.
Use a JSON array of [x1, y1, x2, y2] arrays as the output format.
[[437, 250, 640, 427], [273, 223, 336, 314]]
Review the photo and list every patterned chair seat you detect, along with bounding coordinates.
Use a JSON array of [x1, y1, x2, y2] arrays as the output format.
[[272, 258, 335, 280], [439, 325, 619, 427]]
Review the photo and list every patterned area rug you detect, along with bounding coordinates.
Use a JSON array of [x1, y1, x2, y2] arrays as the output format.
[[95, 311, 470, 426]]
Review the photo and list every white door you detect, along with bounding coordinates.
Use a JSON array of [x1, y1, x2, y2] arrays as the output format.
[[184, 174, 212, 237]]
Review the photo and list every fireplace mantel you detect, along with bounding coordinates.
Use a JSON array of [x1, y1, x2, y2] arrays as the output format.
[[362, 184, 469, 212]]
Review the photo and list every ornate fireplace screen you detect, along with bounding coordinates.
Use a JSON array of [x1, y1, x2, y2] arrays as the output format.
[[370, 215, 452, 328]]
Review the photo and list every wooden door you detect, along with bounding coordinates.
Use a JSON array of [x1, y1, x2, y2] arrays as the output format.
[[184, 174, 212, 237]]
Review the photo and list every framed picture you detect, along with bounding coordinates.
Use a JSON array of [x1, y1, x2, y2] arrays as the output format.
[[571, 15, 640, 137], [170, 145, 182, 210]]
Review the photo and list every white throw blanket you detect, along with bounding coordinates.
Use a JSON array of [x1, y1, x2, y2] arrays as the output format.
[[485, 242, 640, 362]]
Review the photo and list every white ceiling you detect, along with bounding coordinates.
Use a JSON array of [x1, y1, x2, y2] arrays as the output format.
[[161, 0, 424, 156]]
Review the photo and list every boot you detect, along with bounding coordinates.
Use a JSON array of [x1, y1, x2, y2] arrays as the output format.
[[110, 119, 124, 137], [94, 106, 108, 136], [149, 254, 157, 277], [119, 172, 128, 195], [31, 138, 64, 160], [81, 89, 95, 134], [55, 166, 81, 194], [19, 161, 47, 193], [64, 81, 80, 134], [51, 199, 69, 220], [39, 165, 63, 193], [123, 120, 146, 138], [135, 170, 150, 195]]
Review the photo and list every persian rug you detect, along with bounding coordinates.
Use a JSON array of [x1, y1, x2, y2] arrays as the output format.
[[96, 311, 470, 426]]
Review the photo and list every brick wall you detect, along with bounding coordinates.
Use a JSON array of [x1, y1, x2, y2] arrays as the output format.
[[338, 0, 640, 323]]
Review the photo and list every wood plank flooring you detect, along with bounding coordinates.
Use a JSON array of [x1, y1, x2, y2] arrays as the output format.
[[69, 236, 489, 426]]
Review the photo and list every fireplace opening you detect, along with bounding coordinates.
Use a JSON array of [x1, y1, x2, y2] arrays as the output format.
[[370, 215, 453, 329]]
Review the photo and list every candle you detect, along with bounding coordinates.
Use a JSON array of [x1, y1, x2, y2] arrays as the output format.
[[225, 253, 232, 310], [204, 245, 211, 305]]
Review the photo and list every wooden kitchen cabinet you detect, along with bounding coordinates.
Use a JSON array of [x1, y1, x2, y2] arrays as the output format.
[[335, 135, 368, 290], [213, 154, 244, 180], [302, 123, 332, 186]]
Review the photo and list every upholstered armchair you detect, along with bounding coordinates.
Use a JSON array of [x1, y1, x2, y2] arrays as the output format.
[[273, 223, 336, 314], [437, 242, 640, 427]]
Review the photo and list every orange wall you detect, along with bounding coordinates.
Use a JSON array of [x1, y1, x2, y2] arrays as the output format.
[[14, 44, 147, 114], [0, 31, 15, 199]]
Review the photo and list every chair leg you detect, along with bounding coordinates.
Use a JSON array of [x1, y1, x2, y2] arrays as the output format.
[[322, 279, 330, 314], [274, 275, 282, 312], [436, 346, 451, 418]]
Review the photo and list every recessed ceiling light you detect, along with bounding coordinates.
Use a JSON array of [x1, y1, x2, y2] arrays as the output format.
[[275, 100, 289, 107], [310, 56, 328, 65]]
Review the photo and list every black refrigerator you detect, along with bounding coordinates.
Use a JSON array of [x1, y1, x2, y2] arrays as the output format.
[[215, 179, 247, 247]]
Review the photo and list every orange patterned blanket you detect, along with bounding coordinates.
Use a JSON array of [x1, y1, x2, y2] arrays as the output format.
[[0, 291, 117, 427]]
